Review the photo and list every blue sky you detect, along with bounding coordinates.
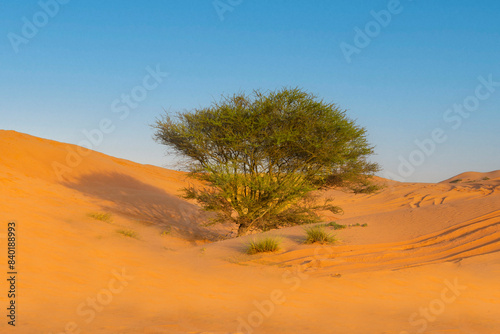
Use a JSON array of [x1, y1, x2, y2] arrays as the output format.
[[1, 0, 499, 182]]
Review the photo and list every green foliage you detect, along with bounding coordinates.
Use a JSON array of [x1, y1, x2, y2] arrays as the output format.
[[246, 237, 282, 254], [87, 212, 113, 223], [304, 225, 337, 244], [323, 221, 367, 229], [153, 88, 379, 235], [323, 221, 346, 230], [116, 229, 139, 239], [449, 179, 462, 184], [350, 223, 368, 227], [351, 179, 384, 194], [482, 177, 490, 181], [160, 226, 172, 236]]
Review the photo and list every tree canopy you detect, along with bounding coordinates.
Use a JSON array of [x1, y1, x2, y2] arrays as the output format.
[[153, 88, 379, 236]]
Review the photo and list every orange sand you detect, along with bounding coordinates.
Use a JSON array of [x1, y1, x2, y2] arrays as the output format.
[[0, 130, 499, 334]]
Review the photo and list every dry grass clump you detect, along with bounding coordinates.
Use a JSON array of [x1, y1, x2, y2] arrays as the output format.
[[87, 212, 113, 223], [246, 237, 282, 255], [304, 225, 336, 244], [116, 229, 139, 239]]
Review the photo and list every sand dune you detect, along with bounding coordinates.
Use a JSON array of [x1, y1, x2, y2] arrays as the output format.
[[1, 130, 499, 333], [440, 170, 500, 183], [259, 210, 500, 274]]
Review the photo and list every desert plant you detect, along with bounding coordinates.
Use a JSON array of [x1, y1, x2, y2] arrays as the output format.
[[246, 237, 282, 254], [350, 223, 368, 227], [324, 221, 346, 230], [116, 229, 139, 239], [304, 225, 336, 244], [351, 179, 383, 194], [87, 212, 113, 223], [482, 177, 490, 181], [449, 179, 462, 184], [160, 226, 172, 236], [153, 88, 379, 236]]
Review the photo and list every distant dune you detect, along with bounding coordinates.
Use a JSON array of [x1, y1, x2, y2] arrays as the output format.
[[440, 170, 500, 183], [1, 130, 499, 333]]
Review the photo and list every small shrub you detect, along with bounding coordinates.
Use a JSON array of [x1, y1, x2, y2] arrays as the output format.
[[160, 226, 172, 236], [87, 212, 113, 223], [246, 237, 282, 255], [116, 229, 139, 239], [350, 223, 368, 227], [304, 226, 336, 244], [449, 179, 462, 184], [324, 221, 346, 230], [482, 177, 490, 181], [352, 183, 383, 194]]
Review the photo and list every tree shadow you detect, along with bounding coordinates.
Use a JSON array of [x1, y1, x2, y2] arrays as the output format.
[[61, 172, 227, 241]]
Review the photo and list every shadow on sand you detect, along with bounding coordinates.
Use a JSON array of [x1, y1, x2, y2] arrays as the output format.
[[61, 172, 227, 241]]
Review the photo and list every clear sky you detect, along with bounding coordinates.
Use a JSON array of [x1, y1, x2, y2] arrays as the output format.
[[1, 0, 499, 182]]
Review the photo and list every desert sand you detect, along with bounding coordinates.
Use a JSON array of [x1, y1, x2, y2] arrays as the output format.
[[1, 130, 499, 334]]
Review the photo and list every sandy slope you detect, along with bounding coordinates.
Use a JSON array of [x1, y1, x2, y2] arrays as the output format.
[[0, 130, 499, 334]]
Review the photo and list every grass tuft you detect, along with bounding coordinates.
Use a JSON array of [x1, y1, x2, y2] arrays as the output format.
[[246, 237, 282, 255], [350, 223, 368, 227], [160, 226, 172, 236], [87, 212, 113, 223], [304, 225, 336, 244], [116, 229, 139, 239], [449, 179, 462, 184], [323, 221, 346, 230]]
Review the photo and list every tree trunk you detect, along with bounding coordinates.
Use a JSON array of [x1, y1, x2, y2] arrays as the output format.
[[237, 224, 250, 236]]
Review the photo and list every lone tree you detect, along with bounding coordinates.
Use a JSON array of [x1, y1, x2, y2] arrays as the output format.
[[153, 88, 379, 236]]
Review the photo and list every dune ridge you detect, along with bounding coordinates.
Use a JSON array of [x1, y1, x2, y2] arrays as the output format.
[[1, 130, 499, 333]]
